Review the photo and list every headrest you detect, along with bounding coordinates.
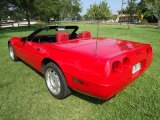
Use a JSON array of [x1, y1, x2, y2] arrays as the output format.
[[56, 32, 69, 42], [80, 31, 91, 38]]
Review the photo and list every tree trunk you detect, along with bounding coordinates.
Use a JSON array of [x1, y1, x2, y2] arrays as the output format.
[[48, 17, 50, 24], [46, 17, 50, 24], [158, 19, 160, 29], [26, 11, 30, 28], [17, 20, 20, 27], [0, 17, 2, 28]]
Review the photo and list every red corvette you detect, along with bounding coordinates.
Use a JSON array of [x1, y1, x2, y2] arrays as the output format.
[[8, 26, 152, 100]]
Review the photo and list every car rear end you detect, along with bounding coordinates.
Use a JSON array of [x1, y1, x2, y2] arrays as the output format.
[[56, 38, 152, 100], [86, 43, 152, 100]]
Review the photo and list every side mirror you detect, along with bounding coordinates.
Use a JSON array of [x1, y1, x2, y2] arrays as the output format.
[[21, 37, 27, 42]]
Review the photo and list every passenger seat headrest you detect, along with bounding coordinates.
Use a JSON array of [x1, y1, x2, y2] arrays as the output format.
[[56, 32, 69, 42], [80, 31, 91, 38]]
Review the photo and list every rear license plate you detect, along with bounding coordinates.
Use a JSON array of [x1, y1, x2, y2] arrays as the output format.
[[132, 62, 141, 74]]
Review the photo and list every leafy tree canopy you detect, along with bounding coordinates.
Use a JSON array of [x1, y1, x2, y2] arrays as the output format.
[[84, 0, 111, 20], [145, 0, 160, 27], [1, 0, 81, 27]]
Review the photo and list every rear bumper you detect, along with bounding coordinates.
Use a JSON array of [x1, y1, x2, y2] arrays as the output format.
[[83, 74, 138, 100], [85, 61, 152, 100]]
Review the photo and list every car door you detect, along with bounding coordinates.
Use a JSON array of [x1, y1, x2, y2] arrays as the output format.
[[20, 37, 44, 71]]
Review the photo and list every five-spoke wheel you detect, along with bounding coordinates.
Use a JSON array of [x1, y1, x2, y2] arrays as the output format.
[[44, 62, 71, 99], [8, 43, 18, 61]]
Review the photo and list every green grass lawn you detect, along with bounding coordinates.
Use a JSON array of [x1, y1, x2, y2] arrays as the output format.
[[0, 23, 160, 120]]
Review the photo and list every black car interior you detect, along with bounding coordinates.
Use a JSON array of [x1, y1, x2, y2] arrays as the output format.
[[28, 26, 91, 43]]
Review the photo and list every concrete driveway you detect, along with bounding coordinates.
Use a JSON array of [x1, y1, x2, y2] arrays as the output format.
[[1, 21, 38, 28]]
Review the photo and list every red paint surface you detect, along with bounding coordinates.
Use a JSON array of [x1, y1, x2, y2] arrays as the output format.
[[9, 36, 152, 100]]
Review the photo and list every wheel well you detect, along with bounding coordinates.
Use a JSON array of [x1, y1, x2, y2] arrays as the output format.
[[41, 58, 60, 73]]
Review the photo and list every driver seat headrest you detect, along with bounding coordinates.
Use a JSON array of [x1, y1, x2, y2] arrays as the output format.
[[80, 31, 91, 38], [56, 32, 69, 42]]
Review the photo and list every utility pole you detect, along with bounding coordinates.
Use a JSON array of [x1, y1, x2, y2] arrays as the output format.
[[120, 0, 127, 25], [128, 0, 132, 29]]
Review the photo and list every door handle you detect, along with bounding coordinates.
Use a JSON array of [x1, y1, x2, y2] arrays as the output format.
[[36, 48, 40, 51]]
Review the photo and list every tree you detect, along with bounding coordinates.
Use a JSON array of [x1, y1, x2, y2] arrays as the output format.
[[84, 0, 111, 21], [126, 0, 138, 23], [7, 0, 36, 27], [1, 0, 81, 27], [9, 7, 25, 27], [34, 0, 60, 23], [99, 1, 111, 20], [70, 0, 81, 20], [86, 4, 99, 20], [0, 0, 9, 23], [145, 0, 160, 28], [60, 0, 81, 20], [137, 0, 157, 23]]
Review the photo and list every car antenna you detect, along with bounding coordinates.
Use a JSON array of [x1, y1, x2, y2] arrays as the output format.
[[95, 4, 100, 56]]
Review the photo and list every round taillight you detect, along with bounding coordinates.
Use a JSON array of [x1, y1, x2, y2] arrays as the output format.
[[112, 61, 122, 73], [123, 57, 130, 66]]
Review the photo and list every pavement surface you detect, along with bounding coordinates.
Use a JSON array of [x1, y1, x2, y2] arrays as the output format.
[[1, 21, 38, 28]]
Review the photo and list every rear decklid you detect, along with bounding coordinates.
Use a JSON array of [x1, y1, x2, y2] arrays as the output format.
[[53, 38, 146, 57]]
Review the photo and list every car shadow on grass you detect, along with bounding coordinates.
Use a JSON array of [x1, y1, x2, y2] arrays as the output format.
[[72, 91, 107, 104], [19, 59, 44, 78], [0, 25, 40, 34], [114, 27, 126, 30], [0, 35, 12, 39], [136, 25, 157, 29]]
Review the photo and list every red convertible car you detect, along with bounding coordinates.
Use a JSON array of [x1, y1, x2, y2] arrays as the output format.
[[8, 26, 152, 100]]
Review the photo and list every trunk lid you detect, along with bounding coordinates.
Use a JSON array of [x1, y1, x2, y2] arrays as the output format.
[[54, 38, 145, 57]]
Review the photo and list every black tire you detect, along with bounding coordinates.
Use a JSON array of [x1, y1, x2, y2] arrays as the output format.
[[44, 62, 71, 99], [8, 43, 18, 61]]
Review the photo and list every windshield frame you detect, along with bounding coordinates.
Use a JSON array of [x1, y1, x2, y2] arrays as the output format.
[[28, 25, 79, 40]]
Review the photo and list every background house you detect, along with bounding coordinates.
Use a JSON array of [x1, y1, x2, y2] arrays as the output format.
[[116, 10, 140, 23]]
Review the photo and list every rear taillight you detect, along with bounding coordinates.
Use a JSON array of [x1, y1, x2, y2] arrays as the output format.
[[112, 61, 122, 73]]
